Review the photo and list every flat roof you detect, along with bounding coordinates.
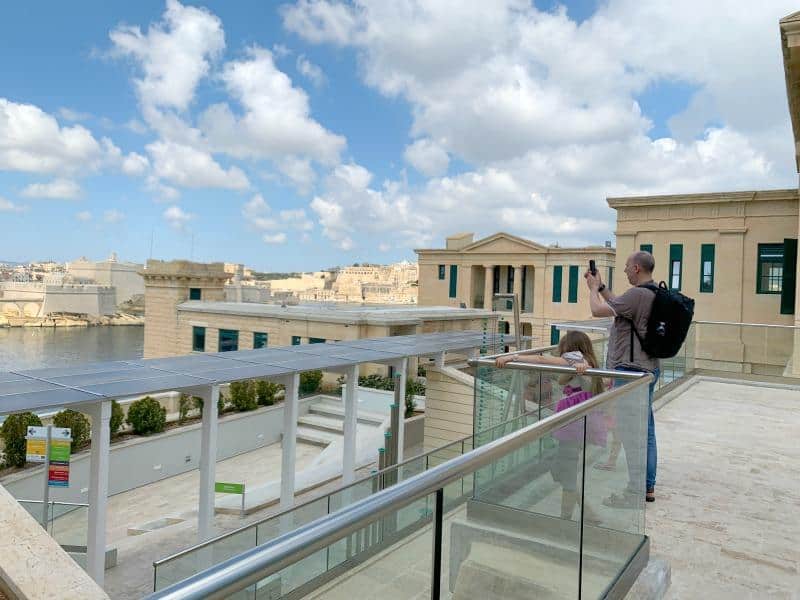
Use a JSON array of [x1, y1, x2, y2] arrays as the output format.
[[177, 301, 495, 325], [0, 331, 505, 414]]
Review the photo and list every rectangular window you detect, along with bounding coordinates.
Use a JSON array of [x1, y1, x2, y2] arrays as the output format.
[[552, 266, 563, 303], [253, 332, 268, 349], [669, 244, 683, 291], [757, 243, 785, 294], [291, 335, 302, 345], [438, 265, 445, 280], [550, 325, 560, 345], [568, 265, 579, 303], [640, 244, 653, 254], [449, 265, 458, 298], [700, 244, 715, 293], [218, 329, 238, 352], [192, 326, 205, 352], [189, 287, 201, 300], [309, 337, 326, 344], [607, 267, 614, 291]]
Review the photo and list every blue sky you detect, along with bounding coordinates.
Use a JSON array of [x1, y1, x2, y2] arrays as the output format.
[[0, 1, 795, 270]]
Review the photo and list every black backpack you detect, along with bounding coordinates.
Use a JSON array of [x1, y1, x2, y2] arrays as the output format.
[[629, 282, 695, 360]]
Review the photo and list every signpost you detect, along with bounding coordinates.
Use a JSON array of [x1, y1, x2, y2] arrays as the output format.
[[26, 426, 72, 528], [215, 481, 246, 515]]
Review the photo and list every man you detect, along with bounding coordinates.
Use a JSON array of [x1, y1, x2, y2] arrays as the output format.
[[585, 251, 660, 504]]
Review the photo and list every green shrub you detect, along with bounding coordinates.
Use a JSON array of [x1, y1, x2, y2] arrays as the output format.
[[358, 373, 394, 391], [193, 394, 226, 417], [405, 395, 417, 419], [110, 400, 124, 437], [1, 412, 42, 467], [300, 370, 323, 395], [417, 364, 427, 377], [178, 394, 194, 424], [255, 380, 282, 406], [52, 409, 90, 452], [405, 378, 426, 399], [126, 396, 166, 435], [229, 381, 258, 411]]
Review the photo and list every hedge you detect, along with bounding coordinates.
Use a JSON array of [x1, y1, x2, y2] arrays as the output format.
[[52, 409, 90, 451], [126, 396, 166, 435], [1, 412, 42, 468]]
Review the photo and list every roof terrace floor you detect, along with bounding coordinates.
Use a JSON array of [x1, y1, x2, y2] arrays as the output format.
[[650, 378, 800, 599]]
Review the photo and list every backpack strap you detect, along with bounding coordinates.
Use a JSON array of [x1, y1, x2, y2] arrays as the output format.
[[626, 283, 659, 362]]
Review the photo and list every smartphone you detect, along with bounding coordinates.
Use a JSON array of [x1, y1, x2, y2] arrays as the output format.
[[589, 259, 597, 276]]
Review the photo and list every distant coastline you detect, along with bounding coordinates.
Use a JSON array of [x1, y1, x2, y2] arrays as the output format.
[[0, 314, 144, 328]]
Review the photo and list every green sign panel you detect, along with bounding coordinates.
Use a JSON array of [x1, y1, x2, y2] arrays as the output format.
[[49, 439, 71, 463], [215, 482, 245, 495]]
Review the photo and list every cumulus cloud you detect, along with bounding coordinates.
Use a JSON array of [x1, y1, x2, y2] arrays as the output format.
[[287, 0, 797, 249], [109, 0, 225, 113], [0, 197, 26, 213], [404, 138, 449, 177], [21, 178, 82, 200], [58, 108, 92, 122], [75, 210, 92, 222], [147, 140, 249, 189], [242, 193, 314, 242], [121, 152, 150, 176], [263, 232, 287, 244], [200, 46, 345, 165], [163, 204, 194, 230]]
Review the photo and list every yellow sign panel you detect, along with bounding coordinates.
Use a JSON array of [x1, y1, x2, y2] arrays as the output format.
[[26, 439, 46, 463]]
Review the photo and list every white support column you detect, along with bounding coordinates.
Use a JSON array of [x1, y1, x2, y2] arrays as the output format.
[[483, 264, 494, 310], [87, 400, 111, 585], [198, 384, 219, 541], [395, 358, 408, 463], [280, 374, 300, 509], [342, 364, 359, 484], [434, 351, 446, 368]]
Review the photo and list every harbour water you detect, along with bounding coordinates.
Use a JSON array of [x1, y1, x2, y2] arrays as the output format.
[[0, 326, 144, 372]]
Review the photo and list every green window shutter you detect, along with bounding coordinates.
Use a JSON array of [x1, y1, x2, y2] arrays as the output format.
[[218, 329, 239, 352], [640, 244, 653, 254], [253, 332, 268, 349], [449, 265, 458, 298], [568, 265, 579, 303], [309, 337, 326, 344], [781, 238, 797, 314], [189, 287, 201, 300], [669, 244, 683, 291], [699, 244, 715, 293], [552, 266, 563, 303], [291, 335, 301, 345], [550, 325, 560, 345], [192, 327, 206, 352]]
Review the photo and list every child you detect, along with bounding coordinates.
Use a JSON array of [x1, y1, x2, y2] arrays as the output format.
[[496, 331, 606, 521]]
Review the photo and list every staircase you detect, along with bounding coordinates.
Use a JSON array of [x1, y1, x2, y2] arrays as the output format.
[[296, 399, 386, 447]]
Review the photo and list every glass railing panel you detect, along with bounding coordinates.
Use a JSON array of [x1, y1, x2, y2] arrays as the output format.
[[16, 500, 51, 531], [155, 525, 258, 592], [51, 504, 88, 549], [580, 375, 649, 598]]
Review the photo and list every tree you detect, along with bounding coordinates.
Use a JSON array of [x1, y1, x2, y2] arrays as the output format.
[[126, 397, 166, 435], [1, 412, 42, 467], [52, 410, 90, 452]]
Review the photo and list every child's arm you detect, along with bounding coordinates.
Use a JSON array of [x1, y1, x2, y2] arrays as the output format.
[[496, 353, 587, 369]]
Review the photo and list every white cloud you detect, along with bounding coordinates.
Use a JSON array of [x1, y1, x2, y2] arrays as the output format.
[[147, 140, 249, 189], [404, 138, 449, 177], [104, 209, 125, 223], [242, 193, 269, 218], [288, 0, 797, 249], [75, 210, 92, 222], [199, 47, 345, 165], [272, 43, 292, 58], [109, 0, 225, 112], [296, 54, 326, 86], [163, 204, 194, 230], [0, 197, 26, 213], [0, 98, 111, 175], [378, 242, 390, 252], [263, 232, 287, 244], [121, 152, 150, 176], [126, 119, 148, 134], [21, 178, 81, 200], [280, 208, 314, 231]]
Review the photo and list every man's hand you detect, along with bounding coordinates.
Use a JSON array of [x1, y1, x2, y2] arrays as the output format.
[[584, 269, 603, 291], [495, 354, 517, 368]]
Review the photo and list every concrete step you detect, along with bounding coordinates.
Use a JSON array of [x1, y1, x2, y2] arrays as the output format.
[[296, 426, 341, 447], [308, 402, 386, 426], [297, 413, 345, 434]]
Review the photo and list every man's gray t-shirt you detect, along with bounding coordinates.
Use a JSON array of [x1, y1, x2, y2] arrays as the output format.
[[606, 285, 660, 372]]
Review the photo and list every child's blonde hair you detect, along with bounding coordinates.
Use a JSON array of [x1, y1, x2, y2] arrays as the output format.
[[557, 330, 605, 396]]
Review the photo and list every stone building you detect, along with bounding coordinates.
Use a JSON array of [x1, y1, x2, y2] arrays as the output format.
[[416, 232, 615, 344], [67, 253, 144, 307]]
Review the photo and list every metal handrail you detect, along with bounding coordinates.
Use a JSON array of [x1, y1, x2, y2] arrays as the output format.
[[146, 372, 651, 600], [468, 358, 644, 380], [16, 499, 89, 507], [692, 320, 800, 329], [153, 341, 568, 567]]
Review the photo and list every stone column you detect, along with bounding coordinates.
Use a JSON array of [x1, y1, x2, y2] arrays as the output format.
[[513, 265, 523, 305], [483, 265, 494, 310]]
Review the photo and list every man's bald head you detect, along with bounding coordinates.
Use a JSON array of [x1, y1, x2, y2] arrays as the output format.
[[630, 251, 655, 274]]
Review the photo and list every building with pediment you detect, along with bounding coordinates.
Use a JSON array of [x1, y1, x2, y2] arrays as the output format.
[[415, 232, 615, 344]]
